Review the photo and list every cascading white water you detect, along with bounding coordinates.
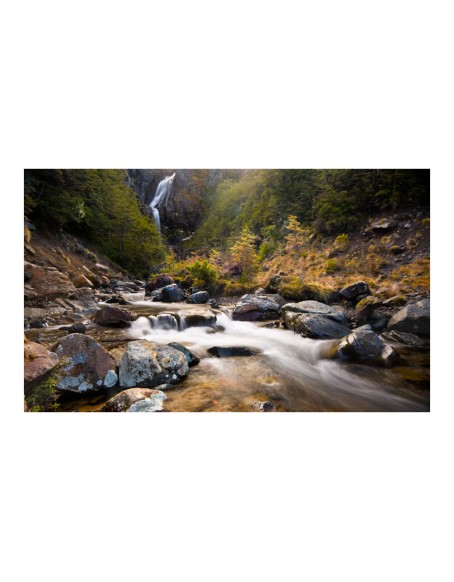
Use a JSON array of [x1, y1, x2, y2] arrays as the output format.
[[150, 173, 176, 230], [126, 309, 429, 412]]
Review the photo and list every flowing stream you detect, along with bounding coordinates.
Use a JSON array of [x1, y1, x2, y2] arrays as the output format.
[[30, 301, 429, 412], [122, 305, 429, 412], [149, 173, 175, 230]]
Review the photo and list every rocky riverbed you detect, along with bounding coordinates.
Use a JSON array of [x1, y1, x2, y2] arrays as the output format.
[[24, 269, 430, 412]]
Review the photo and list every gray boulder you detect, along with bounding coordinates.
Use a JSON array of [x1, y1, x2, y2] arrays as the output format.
[[102, 388, 167, 412], [187, 291, 209, 304], [387, 299, 430, 337], [282, 300, 348, 325], [160, 283, 185, 303], [284, 311, 350, 339], [182, 309, 217, 328], [340, 281, 370, 301], [119, 340, 188, 388], [53, 333, 118, 392], [335, 327, 397, 363], [382, 330, 427, 348], [232, 294, 281, 321]]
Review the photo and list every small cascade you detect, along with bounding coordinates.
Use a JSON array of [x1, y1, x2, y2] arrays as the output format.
[[150, 173, 176, 230], [149, 313, 180, 330]]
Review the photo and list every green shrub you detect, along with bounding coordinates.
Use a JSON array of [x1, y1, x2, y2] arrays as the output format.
[[325, 259, 339, 274], [334, 234, 349, 249], [187, 259, 218, 288], [27, 373, 60, 412]]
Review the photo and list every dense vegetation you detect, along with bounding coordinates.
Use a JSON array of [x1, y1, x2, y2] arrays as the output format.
[[24, 169, 165, 276], [24, 169, 429, 294], [190, 169, 430, 251]]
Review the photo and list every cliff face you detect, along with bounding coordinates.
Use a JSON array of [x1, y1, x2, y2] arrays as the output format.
[[127, 169, 224, 240]]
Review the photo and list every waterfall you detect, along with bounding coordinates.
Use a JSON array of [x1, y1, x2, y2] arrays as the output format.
[[150, 173, 176, 230]]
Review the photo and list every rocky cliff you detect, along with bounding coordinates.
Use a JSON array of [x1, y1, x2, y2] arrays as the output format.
[[127, 169, 223, 240]]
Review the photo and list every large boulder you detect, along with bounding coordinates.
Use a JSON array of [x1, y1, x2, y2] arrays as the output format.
[[181, 309, 217, 328], [335, 327, 397, 363], [53, 333, 118, 392], [94, 304, 134, 327], [283, 311, 350, 340], [24, 338, 59, 391], [118, 340, 189, 388], [281, 300, 348, 325], [232, 294, 281, 321], [187, 291, 210, 304], [102, 388, 167, 412], [387, 299, 430, 337], [340, 281, 370, 301], [160, 283, 185, 303]]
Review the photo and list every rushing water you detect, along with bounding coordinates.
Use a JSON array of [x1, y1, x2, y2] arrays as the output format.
[[123, 307, 430, 412], [26, 301, 429, 412], [150, 173, 175, 230]]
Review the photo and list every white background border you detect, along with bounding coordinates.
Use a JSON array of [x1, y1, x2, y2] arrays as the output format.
[[1, 1, 452, 581]]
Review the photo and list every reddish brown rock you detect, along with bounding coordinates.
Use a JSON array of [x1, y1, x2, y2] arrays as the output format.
[[53, 333, 117, 392], [93, 305, 134, 327], [24, 338, 59, 391], [24, 261, 76, 301]]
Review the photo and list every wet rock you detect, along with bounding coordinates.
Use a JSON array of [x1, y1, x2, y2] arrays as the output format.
[[105, 296, 129, 305], [160, 283, 185, 303], [102, 388, 167, 412], [24, 338, 59, 390], [281, 300, 348, 325], [183, 309, 217, 327], [232, 294, 281, 321], [168, 342, 200, 366], [387, 299, 430, 337], [93, 305, 134, 327], [29, 318, 48, 329], [382, 329, 428, 347], [53, 333, 118, 392], [187, 291, 209, 304], [119, 340, 188, 388], [283, 311, 350, 339], [207, 298, 219, 308], [335, 328, 396, 363], [340, 281, 370, 301], [208, 346, 260, 357]]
